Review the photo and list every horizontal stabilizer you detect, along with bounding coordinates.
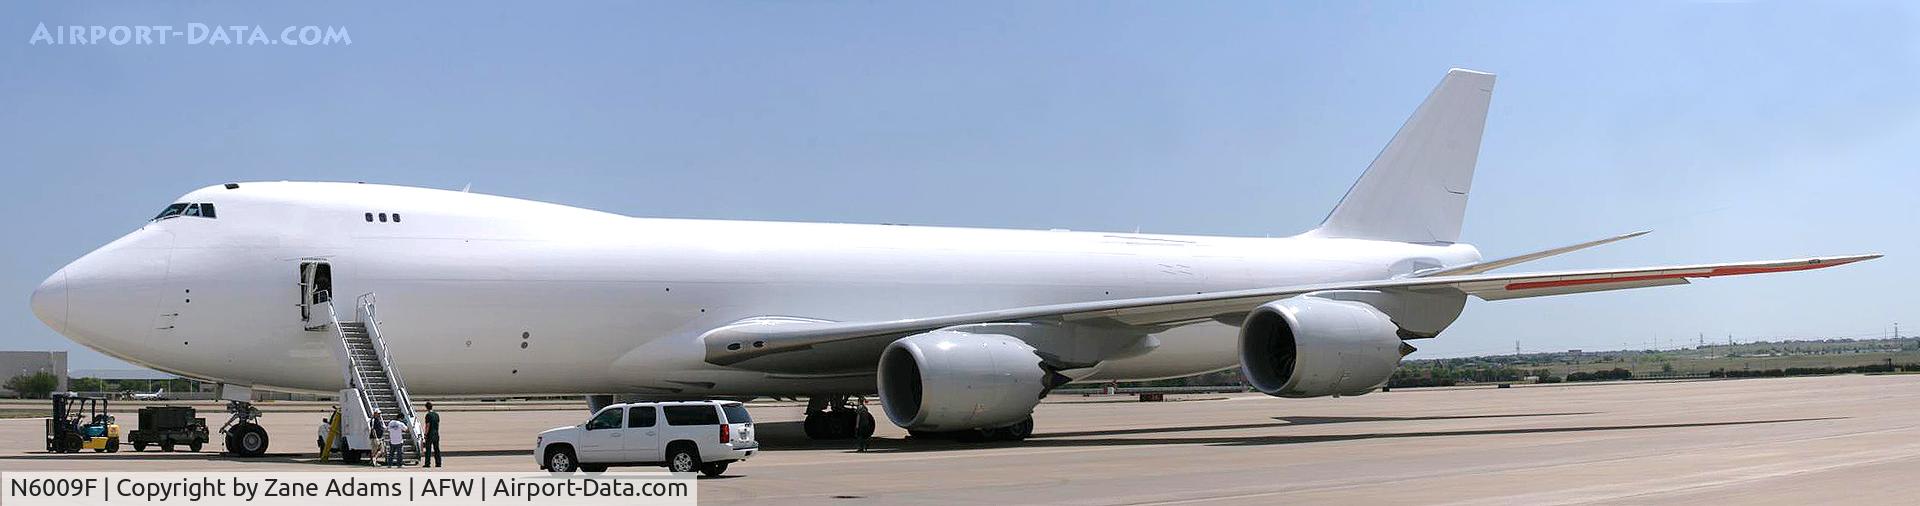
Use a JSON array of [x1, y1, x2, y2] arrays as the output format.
[[1416, 230, 1651, 278]]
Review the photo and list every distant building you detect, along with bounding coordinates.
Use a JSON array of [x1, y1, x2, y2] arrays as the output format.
[[69, 368, 180, 382], [0, 351, 68, 393]]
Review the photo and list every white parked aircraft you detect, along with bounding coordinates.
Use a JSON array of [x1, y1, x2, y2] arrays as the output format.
[[128, 388, 166, 401], [31, 69, 1876, 455]]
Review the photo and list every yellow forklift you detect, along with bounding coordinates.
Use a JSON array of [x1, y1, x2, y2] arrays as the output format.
[[46, 392, 120, 453]]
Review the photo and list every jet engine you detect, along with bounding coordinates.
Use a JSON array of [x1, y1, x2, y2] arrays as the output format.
[[1239, 296, 1406, 398], [876, 329, 1068, 431]]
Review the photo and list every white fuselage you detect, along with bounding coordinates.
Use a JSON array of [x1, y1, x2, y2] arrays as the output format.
[[34, 182, 1479, 396]]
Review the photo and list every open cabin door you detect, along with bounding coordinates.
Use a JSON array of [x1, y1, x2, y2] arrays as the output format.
[[300, 260, 333, 330]]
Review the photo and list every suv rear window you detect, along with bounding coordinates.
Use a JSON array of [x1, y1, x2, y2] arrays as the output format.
[[721, 404, 752, 424], [662, 405, 720, 426]]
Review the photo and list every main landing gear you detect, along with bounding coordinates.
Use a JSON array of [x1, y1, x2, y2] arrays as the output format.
[[801, 396, 875, 440], [220, 400, 270, 457]]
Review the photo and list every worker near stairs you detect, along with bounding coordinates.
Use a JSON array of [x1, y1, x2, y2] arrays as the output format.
[[384, 417, 409, 468], [420, 402, 442, 468]]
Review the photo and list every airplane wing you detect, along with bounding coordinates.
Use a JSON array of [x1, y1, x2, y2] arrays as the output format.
[[703, 254, 1878, 368]]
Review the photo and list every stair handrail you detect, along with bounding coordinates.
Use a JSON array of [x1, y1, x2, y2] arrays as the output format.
[[322, 292, 380, 453], [356, 292, 422, 452]]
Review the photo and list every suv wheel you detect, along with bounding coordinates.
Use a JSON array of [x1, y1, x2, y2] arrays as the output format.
[[546, 447, 578, 473], [666, 445, 700, 473], [701, 462, 729, 477]]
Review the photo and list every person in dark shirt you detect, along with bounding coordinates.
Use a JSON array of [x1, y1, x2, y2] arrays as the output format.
[[420, 402, 442, 467], [855, 399, 874, 452]]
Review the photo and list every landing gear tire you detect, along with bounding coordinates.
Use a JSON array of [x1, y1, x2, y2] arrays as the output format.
[[802, 396, 875, 440], [1003, 416, 1034, 441], [802, 414, 827, 439], [227, 423, 269, 457], [219, 399, 268, 457], [701, 462, 729, 477], [980, 417, 1035, 442], [666, 445, 701, 474]]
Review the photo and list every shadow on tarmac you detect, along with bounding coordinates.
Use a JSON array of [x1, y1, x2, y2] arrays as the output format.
[[752, 416, 1845, 454], [0, 448, 528, 462]]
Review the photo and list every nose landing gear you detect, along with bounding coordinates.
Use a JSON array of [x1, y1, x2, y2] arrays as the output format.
[[801, 396, 875, 440], [219, 400, 271, 457]]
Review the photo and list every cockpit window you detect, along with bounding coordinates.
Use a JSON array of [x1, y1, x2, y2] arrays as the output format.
[[152, 203, 189, 221], [152, 202, 217, 222]]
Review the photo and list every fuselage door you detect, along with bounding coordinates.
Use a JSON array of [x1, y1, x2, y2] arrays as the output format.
[[300, 260, 333, 329]]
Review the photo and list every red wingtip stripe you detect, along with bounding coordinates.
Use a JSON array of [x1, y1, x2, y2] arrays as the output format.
[[1503, 259, 1856, 291]]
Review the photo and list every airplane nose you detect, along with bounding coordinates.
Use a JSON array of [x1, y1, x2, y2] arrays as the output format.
[[32, 269, 69, 333]]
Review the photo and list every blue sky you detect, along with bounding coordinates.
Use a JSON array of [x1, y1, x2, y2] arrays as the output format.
[[3, 1, 1916, 369]]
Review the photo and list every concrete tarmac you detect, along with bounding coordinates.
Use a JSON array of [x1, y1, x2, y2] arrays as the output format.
[[5, 374, 1919, 504]]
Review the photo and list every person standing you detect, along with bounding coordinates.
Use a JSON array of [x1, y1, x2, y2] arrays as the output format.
[[367, 408, 384, 465], [420, 402, 442, 468], [383, 417, 408, 468], [855, 398, 874, 452]]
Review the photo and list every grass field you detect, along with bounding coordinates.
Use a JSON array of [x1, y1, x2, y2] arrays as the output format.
[[1520, 350, 1920, 377], [0, 409, 51, 419]]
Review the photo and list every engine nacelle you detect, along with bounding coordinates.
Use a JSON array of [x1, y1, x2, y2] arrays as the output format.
[[876, 329, 1058, 431], [1239, 296, 1404, 398]]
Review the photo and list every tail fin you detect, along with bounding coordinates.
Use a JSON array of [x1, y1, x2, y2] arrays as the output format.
[[1309, 68, 1496, 244]]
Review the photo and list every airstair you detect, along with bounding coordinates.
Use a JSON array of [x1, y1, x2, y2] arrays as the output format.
[[320, 293, 421, 464]]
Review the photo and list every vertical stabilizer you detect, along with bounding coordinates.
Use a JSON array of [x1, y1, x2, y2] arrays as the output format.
[[1309, 69, 1495, 244]]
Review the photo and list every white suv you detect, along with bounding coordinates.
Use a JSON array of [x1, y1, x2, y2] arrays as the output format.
[[536, 400, 757, 476]]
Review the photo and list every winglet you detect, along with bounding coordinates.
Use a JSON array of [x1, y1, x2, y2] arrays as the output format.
[[1416, 230, 1652, 277]]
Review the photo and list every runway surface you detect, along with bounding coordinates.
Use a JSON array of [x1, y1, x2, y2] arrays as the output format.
[[5, 374, 1918, 504]]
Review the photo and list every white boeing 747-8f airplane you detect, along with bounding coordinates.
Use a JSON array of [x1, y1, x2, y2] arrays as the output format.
[[31, 69, 1876, 456]]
